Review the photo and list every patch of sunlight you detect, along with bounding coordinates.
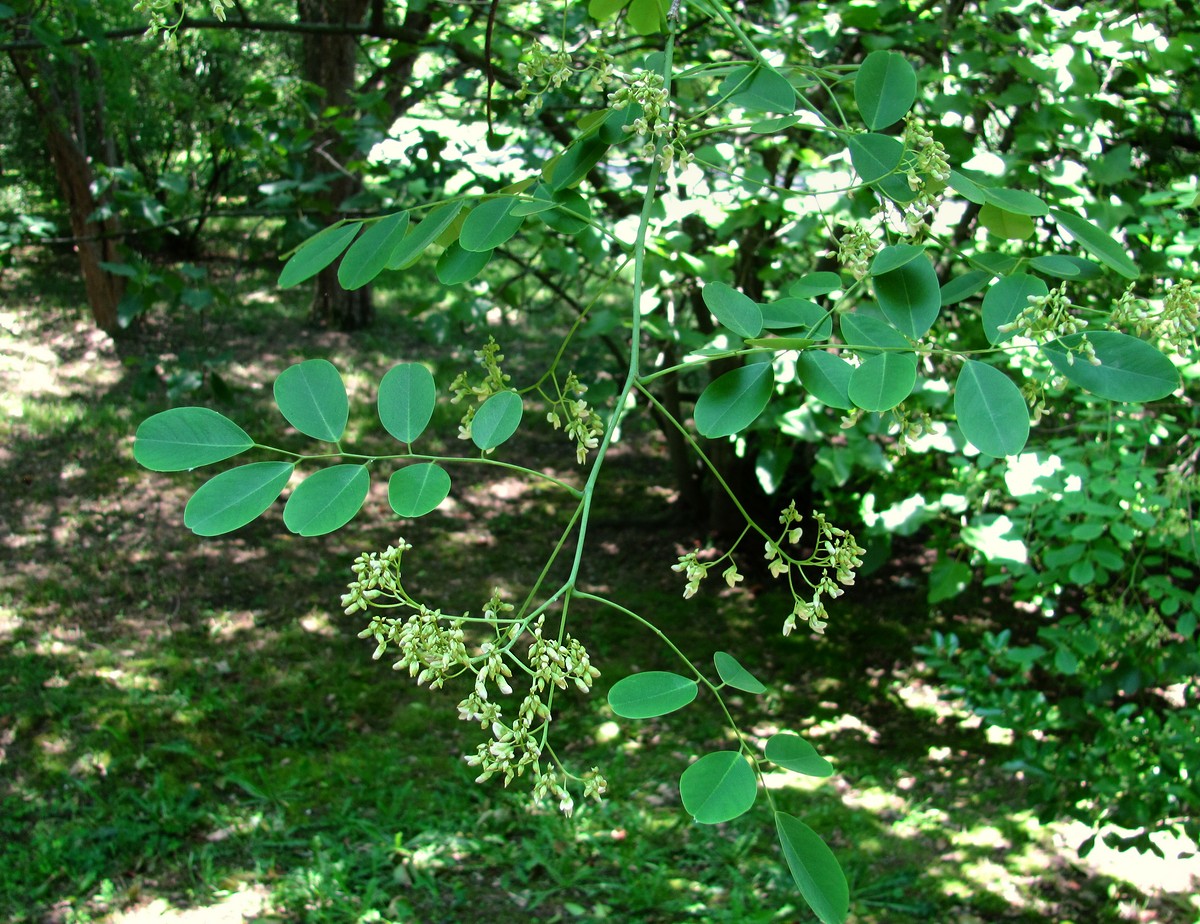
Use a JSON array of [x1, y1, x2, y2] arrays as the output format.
[[107, 886, 267, 923], [837, 782, 908, 817], [806, 712, 880, 744], [1057, 822, 1200, 896], [760, 768, 826, 793], [1004, 451, 1063, 497], [0, 605, 20, 641], [299, 609, 336, 637], [593, 720, 621, 744], [71, 750, 112, 777], [94, 666, 161, 692], [961, 514, 1028, 565]]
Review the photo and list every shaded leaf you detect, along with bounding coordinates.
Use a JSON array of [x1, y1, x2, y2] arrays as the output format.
[[460, 197, 525, 252], [796, 350, 854, 410], [274, 359, 348, 443], [387, 202, 462, 270], [875, 257, 940, 339], [940, 270, 993, 306], [1050, 208, 1139, 279], [840, 313, 909, 353], [134, 407, 254, 472], [1042, 332, 1179, 401], [1028, 255, 1081, 279], [979, 203, 1034, 240], [854, 50, 917, 130], [982, 273, 1048, 345], [790, 272, 843, 297], [608, 671, 698, 718], [183, 462, 294, 536], [283, 464, 370, 536], [760, 298, 831, 338], [694, 362, 775, 438], [848, 352, 917, 411], [947, 170, 987, 205], [338, 211, 410, 290], [546, 136, 610, 190], [378, 362, 436, 444], [870, 244, 926, 276], [848, 133, 903, 184], [679, 751, 758, 824], [471, 391, 523, 451], [436, 243, 492, 285], [764, 732, 833, 777], [388, 463, 451, 518], [776, 812, 850, 924], [278, 221, 362, 289], [954, 361, 1030, 458], [713, 651, 766, 694], [703, 281, 763, 338], [720, 64, 795, 115], [981, 187, 1048, 216]]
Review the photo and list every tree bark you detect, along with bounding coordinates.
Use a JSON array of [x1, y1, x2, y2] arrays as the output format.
[[298, 0, 374, 331], [9, 49, 126, 333]]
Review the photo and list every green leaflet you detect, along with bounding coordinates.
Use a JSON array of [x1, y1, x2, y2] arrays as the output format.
[[1050, 208, 1139, 279], [982, 273, 1048, 345], [338, 210, 409, 290], [471, 391, 523, 451], [874, 256, 940, 339], [436, 243, 493, 285], [848, 352, 917, 411], [387, 202, 462, 270], [274, 359, 348, 443], [954, 360, 1030, 458], [854, 50, 917, 130], [460, 197, 525, 252], [694, 362, 775, 438], [1042, 332, 1178, 401], [388, 463, 452, 518], [702, 280, 764, 338], [283, 464, 370, 537], [607, 671, 698, 718], [764, 732, 833, 778], [719, 64, 796, 115], [713, 651, 766, 694], [134, 407, 254, 472], [377, 362, 436, 444], [183, 461, 295, 536], [679, 751, 758, 824], [847, 133, 903, 184], [775, 812, 849, 924], [277, 221, 362, 289], [796, 350, 854, 410]]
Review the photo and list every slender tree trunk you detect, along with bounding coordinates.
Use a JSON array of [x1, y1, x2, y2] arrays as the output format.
[[298, 0, 374, 331], [9, 49, 126, 333]]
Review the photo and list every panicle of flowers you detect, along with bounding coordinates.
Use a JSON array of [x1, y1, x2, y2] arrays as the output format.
[[903, 115, 951, 191], [997, 284, 1099, 365], [608, 69, 692, 172], [449, 337, 513, 445], [671, 550, 711, 599], [889, 404, 933, 455], [767, 505, 865, 637], [1160, 279, 1199, 354], [136, 0, 234, 44], [515, 41, 575, 116], [836, 223, 880, 281], [545, 372, 605, 464]]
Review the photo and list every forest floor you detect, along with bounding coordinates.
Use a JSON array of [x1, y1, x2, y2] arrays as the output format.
[[1, 254, 1197, 923]]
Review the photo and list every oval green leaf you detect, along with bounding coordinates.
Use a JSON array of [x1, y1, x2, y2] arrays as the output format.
[[378, 362, 436, 444], [460, 197, 525, 252], [940, 269, 993, 306], [471, 390, 523, 451], [436, 242, 492, 285], [338, 210, 410, 290], [847, 133, 903, 184], [134, 407, 254, 472], [839, 313, 909, 354], [283, 464, 370, 537], [1042, 332, 1179, 401], [1028, 255, 1081, 279], [981, 187, 1048, 217], [388, 463, 451, 518], [274, 359, 348, 443], [854, 50, 917, 130], [947, 169, 988, 204], [546, 135, 609, 191], [720, 64, 796, 115], [848, 352, 917, 411], [874, 257, 940, 339], [764, 732, 833, 777], [982, 273, 1048, 345], [796, 350, 854, 410], [694, 362, 775, 438], [278, 221, 362, 289], [790, 272, 843, 297], [713, 651, 766, 694], [979, 202, 1034, 240], [541, 189, 593, 235], [776, 812, 850, 924], [760, 298, 831, 338], [626, 0, 667, 35], [387, 202, 463, 270], [954, 360, 1030, 458], [870, 244, 926, 276], [607, 671, 698, 719], [679, 751, 758, 824], [1050, 208, 1138, 279], [183, 461, 295, 536], [703, 281, 763, 339]]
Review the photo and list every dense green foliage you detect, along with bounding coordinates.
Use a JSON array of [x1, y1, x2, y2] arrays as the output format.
[[4, 0, 1198, 919]]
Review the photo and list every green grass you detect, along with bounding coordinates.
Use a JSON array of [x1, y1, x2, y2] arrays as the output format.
[[0, 259, 1195, 923]]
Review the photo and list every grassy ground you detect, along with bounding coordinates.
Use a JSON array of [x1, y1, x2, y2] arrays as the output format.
[[1, 254, 1196, 923]]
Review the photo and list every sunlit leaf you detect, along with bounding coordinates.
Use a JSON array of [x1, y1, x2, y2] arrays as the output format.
[[183, 462, 294, 536], [608, 671, 698, 718], [848, 352, 917, 411], [587, 0, 627, 20], [388, 463, 451, 518], [776, 812, 849, 924], [981, 187, 1048, 217], [713, 651, 766, 694], [702, 281, 763, 338], [134, 407, 254, 472], [979, 203, 1034, 240], [954, 361, 1030, 458], [387, 202, 462, 270], [283, 464, 370, 536], [274, 359, 348, 443], [541, 189, 593, 235], [471, 391, 523, 451], [854, 50, 917, 130], [874, 257, 940, 339], [839, 313, 909, 353], [870, 244, 926, 276], [796, 350, 854, 410], [1042, 332, 1179, 401], [278, 221, 362, 289], [1049, 208, 1139, 279], [460, 197, 525, 252], [719, 64, 795, 115], [764, 732, 833, 777], [759, 297, 830, 337], [694, 362, 775, 438], [847, 133, 903, 184], [946, 170, 988, 205], [982, 273, 1048, 344], [338, 211, 409, 290], [377, 362, 436, 444], [679, 751, 758, 824], [626, 0, 667, 34], [546, 136, 609, 190]]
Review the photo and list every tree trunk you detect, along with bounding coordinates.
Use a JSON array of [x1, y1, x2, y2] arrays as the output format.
[[9, 49, 126, 333], [298, 0, 374, 331]]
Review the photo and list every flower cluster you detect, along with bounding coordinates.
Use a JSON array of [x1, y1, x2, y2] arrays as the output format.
[[609, 70, 692, 172], [545, 372, 605, 464], [1113, 280, 1199, 356], [136, 0, 234, 44], [346, 541, 604, 817], [515, 41, 575, 116], [903, 115, 952, 192], [997, 284, 1099, 365], [671, 550, 742, 598], [836, 223, 881, 281], [449, 337, 513, 445]]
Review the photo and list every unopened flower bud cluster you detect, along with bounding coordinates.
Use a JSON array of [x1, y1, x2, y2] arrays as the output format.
[[515, 41, 575, 117], [545, 372, 605, 464], [1112, 280, 1199, 356], [136, 0, 234, 44], [836, 223, 881, 281], [890, 404, 934, 455], [672, 503, 863, 636], [609, 70, 692, 172], [997, 284, 1100, 366], [450, 337, 513, 445], [903, 115, 952, 192], [345, 541, 605, 816]]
